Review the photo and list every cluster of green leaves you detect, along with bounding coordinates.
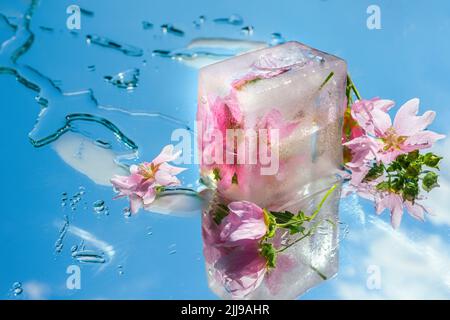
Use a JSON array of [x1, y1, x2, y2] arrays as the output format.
[[363, 150, 442, 202]]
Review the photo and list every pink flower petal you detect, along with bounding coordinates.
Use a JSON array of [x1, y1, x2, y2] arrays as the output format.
[[152, 144, 181, 165], [154, 170, 180, 186], [393, 98, 436, 136], [404, 201, 427, 221], [404, 130, 446, 150]]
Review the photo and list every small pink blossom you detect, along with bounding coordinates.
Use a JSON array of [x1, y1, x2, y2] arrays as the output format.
[[110, 145, 186, 214], [352, 98, 445, 164]]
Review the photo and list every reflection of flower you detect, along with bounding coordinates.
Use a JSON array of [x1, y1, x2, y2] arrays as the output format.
[[375, 193, 428, 229], [219, 201, 267, 245], [202, 186, 337, 298], [110, 145, 186, 213]]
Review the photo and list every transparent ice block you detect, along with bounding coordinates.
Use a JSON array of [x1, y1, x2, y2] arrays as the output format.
[[202, 176, 342, 299], [197, 41, 347, 208], [197, 41, 347, 299]]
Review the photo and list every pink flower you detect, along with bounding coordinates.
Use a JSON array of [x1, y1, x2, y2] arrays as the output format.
[[351, 98, 395, 137], [353, 98, 445, 164], [110, 145, 186, 214], [375, 192, 428, 229], [219, 201, 268, 245], [215, 243, 267, 298]]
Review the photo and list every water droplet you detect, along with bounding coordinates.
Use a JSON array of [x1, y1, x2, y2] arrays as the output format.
[[71, 245, 78, 252], [87, 65, 96, 72], [123, 207, 131, 218], [160, 24, 184, 36], [118, 265, 124, 275], [86, 34, 143, 57], [72, 249, 106, 264], [93, 200, 105, 213], [104, 68, 140, 90], [168, 244, 177, 255], [146, 226, 153, 236], [213, 14, 243, 26], [241, 26, 254, 35], [270, 32, 285, 46], [193, 15, 206, 28], [12, 282, 23, 296], [142, 20, 153, 30]]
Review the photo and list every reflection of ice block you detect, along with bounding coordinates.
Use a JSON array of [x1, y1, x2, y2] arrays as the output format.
[[197, 41, 347, 208], [202, 176, 342, 299]]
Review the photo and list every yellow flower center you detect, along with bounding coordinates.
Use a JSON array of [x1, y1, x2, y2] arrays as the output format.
[[139, 163, 160, 180], [382, 127, 407, 151]]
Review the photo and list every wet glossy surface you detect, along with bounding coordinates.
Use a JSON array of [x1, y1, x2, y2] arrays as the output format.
[[0, 0, 449, 299]]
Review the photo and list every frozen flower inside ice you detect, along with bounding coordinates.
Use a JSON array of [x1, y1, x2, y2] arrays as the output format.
[[110, 144, 186, 213]]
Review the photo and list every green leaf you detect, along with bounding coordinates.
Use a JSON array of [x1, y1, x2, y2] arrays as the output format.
[[260, 243, 277, 269], [212, 204, 229, 225], [263, 209, 277, 238], [405, 161, 422, 178], [402, 181, 419, 201], [212, 168, 221, 181], [270, 211, 295, 224], [423, 153, 442, 168], [376, 181, 390, 191], [363, 163, 384, 182], [422, 171, 439, 192], [231, 172, 238, 185], [406, 150, 420, 162], [270, 210, 306, 235]]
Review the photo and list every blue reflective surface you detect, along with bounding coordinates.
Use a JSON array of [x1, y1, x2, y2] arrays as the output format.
[[0, 0, 449, 299]]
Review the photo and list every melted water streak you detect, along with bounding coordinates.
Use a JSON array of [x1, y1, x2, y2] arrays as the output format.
[[0, 1, 189, 158], [153, 37, 268, 69]]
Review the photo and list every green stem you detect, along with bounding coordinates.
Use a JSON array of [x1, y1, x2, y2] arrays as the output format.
[[308, 264, 327, 280], [319, 71, 334, 91], [347, 74, 362, 100], [276, 231, 312, 253], [309, 183, 337, 221]]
